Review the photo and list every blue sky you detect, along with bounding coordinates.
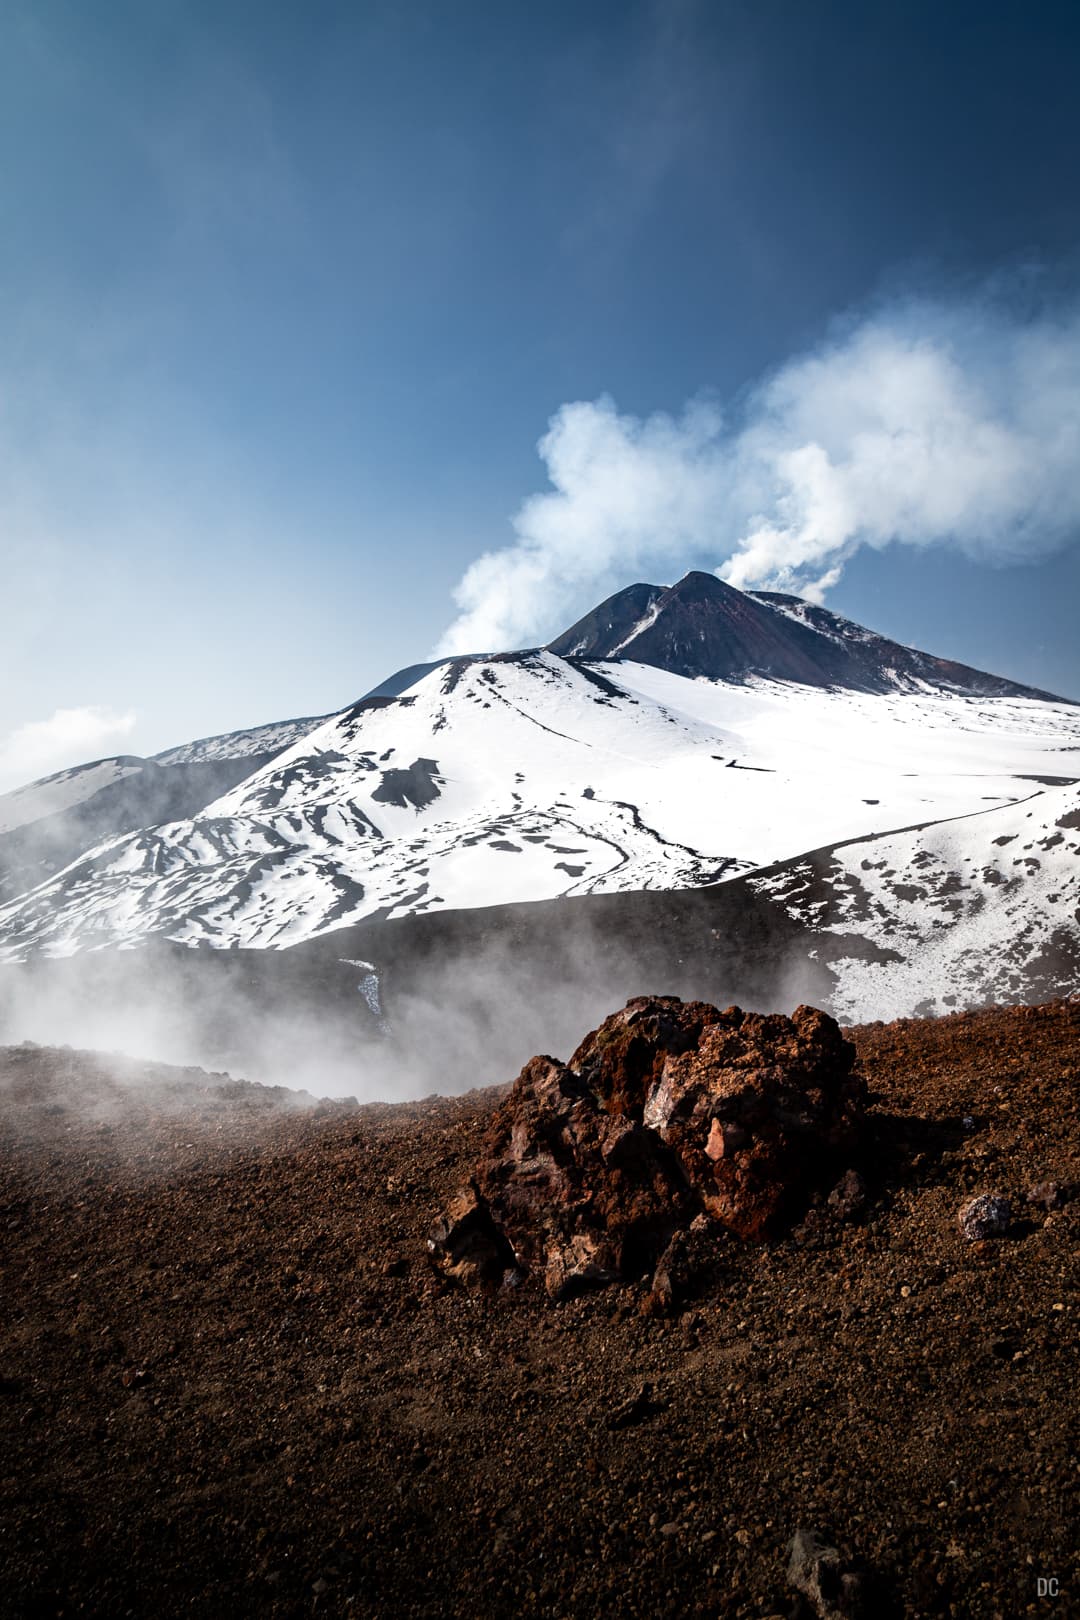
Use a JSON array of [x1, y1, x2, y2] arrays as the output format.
[[3, 0, 1080, 786]]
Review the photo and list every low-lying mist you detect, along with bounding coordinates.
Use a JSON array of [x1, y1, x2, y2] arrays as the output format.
[[0, 881, 832, 1104]]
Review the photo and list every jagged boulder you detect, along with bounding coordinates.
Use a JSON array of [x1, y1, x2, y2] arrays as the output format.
[[428, 996, 865, 1299]]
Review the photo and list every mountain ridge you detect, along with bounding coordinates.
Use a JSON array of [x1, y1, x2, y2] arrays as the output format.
[[548, 570, 1067, 700]]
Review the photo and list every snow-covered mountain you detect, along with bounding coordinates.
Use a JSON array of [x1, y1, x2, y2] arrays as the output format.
[[150, 712, 335, 768], [0, 655, 1077, 961], [0, 573, 1076, 1029], [0, 758, 148, 838]]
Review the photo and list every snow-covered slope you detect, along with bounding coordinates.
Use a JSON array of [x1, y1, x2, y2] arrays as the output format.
[[0, 711, 347, 909], [750, 783, 1080, 1021], [0, 759, 145, 836], [2, 648, 1077, 960], [152, 712, 335, 767]]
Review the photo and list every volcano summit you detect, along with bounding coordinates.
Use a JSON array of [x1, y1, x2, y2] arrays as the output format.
[[548, 570, 1063, 698]]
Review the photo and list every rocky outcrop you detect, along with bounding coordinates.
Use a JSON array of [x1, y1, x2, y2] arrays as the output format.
[[429, 996, 866, 1299]]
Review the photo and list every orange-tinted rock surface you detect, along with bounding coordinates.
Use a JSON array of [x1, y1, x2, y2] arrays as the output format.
[[430, 996, 866, 1296]]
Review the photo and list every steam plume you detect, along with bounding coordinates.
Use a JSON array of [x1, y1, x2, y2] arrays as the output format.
[[437, 284, 1080, 652]]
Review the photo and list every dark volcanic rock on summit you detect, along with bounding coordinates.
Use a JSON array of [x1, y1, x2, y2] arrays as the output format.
[[429, 995, 866, 1299], [549, 572, 831, 683], [751, 590, 1063, 700], [545, 580, 666, 662], [548, 570, 1066, 699]]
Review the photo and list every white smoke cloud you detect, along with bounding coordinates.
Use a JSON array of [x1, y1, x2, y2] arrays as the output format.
[[438, 287, 1080, 651], [436, 395, 729, 654], [722, 298, 1080, 599], [0, 706, 137, 794]]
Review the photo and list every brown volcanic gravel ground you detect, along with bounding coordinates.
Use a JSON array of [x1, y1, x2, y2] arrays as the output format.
[[0, 1003, 1078, 1620]]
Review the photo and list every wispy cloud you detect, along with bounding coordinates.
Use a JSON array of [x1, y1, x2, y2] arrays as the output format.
[[438, 281, 1080, 653], [0, 707, 137, 793], [559, 0, 715, 265]]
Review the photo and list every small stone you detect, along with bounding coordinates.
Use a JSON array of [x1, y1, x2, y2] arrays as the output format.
[[827, 1170, 867, 1222], [605, 1382, 656, 1431], [659, 1521, 680, 1536], [647, 1232, 687, 1315], [957, 1193, 1010, 1242], [1026, 1180, 1073, 1211], [787, 1526, 864, 1618], [427, 1183, 517, 1289]]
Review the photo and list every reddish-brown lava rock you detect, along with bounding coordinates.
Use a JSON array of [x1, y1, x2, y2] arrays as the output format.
[[642, 1001, 865, 1240], [430, 1053, 695, 1299], [569, 995, 725, 1115], [429, 997, 866, 1297]]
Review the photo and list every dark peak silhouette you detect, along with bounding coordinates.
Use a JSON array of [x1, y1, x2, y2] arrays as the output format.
[[548, 572, 1065, 700], [545, 580, 666, 662]]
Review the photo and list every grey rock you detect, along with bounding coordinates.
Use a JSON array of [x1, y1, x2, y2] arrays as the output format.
[[787, 1527, 865, 1619], [1026, 1180, 1074, 1211], [826, 1169, 868, 1222], [957, 1192, 1010, 1242]]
